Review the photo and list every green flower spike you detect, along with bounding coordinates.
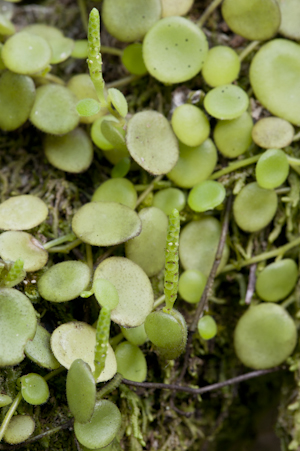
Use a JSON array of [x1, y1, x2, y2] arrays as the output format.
[[164, 208, 180, 313], [87, 8, 105, 106]]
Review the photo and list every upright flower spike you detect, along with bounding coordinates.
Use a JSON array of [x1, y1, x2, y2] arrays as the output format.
[[163, 209, 180, 313], [87, 8, 106, 106], [94, 307, 111, 380]]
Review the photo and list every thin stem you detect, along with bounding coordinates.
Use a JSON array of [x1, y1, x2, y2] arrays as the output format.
[[177, 196, 232, 386], [101, 45, 123, 57], [0, 391, 22, 442], [106, 74, 142, 89], [135, 175, 164, 208], [44, 232, 77, 250], [210, 154, 262, 180], [47, 239, 82, 254], [86, 244, 93, 272], [191, 194, 232, 331], [122, 367, 281, 395], [222, 235, 300, 272], [197, 0, 223, 27], [153, 294, 165, 310], [245, 264, 256, 305], [44, 366, 65, 382], [292, 131, 300, 142], [239, 40, 260, 62], [287, 157, 300, 166], [77, 0, 88, 32]]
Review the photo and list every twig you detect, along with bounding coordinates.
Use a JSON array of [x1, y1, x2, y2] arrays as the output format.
[[245, 264, 256, 305], [177, 195, 232, 389], [122, 367, 281, 395], [191, 194, 232, 332]]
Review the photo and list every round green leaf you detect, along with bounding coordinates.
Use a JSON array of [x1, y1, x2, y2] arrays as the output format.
[[0, 71, 35, 131], [197, 315, 217, 340], [250, 39, 300, 125], [66, 359, 96, 424], [279, 0, 300, 41], [38, 261, 91, 302], [126, 111, 179, 175], [92, 178, 137, 209], [213, 111, 253, 159], [252, 117, 294, 149], [2, 32, 51, 74], [222, 0, 281, 41], [0, 288, 37, 366], [0, 195, 48, 231], [120, 324, 148, 346], [167, 139, 217, 188], [125, 207, 168, 277], [74, 400, 121, 449], [25, 324, 60, 370], [255, 259, 298, 302], [102, 0, 161, 42], [3, 415, 35, 445], [255, 148, 289, 189], [179, 217, 229, 277], [233, 182, 278, 232], [30, 84, 79, 135], [0, 231, 48, 272], [153, 188, 186, 215], [50, 321, 117, 382], [115, 341, 147, 382], [234, 303, 297, 369], [94, 257, 154, 327], [20, 373, 49, 405], [178, 269, 207, 304], [76, 99, 101, 117], [161, 0, 194, 17], [188, 180, 226, 212], [44, 128, 94, 173], [121, 43, 147, 75], [204, 84, 249, 120], [143, 16, 208, 84], [93, 279, 119, 310], [72, 202, 142, 246]]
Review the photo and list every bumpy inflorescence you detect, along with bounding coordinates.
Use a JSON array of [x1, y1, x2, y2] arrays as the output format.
[[94, 306, 111, 380], [164, 208, 180, 313]]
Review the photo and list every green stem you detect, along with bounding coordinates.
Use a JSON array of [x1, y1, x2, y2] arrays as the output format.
[[287, 157, 300, 166], [222, 235, 300, 272], [47, 239, 82, 254], [135, 175, 164, 208], [239, 40, 260, 62], [197, 0, 223, 27], [292, 131, 300, 141], [44, 232, 77, 250], [101, 45, 123, 57], [210, 154, 262, 180], [0, 392, 22, 442], [44, 367, 65, 382], [153, 294, 165, 310], [86, 244, 93, 272], [106, 74, 142, 89]]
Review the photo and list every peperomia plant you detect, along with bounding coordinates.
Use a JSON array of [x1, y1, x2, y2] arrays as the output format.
[[2, 0, 300, 449]]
